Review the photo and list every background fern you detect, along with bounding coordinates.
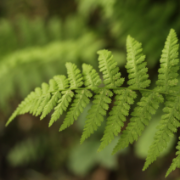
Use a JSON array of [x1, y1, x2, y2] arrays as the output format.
[[0, 18, 103, 110]]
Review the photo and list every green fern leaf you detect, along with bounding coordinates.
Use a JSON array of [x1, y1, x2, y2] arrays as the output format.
[[143, 29, 179, 170], [49, 63, 84, 127], [80, 89, 113, 143], [48, 79, 58, 92], [49, 90, 74, 127], [40, 92, 61, 120], [40, 75, 68, 119], [6, 87, 42, 126], [60, 89, 92, 131], [32, 83, 50, 116], [82, 63, 101, 88], [97, 50, 124, 88], [98, 89, 137, 151], [126, 35, 151, 89], [66, 62, 83, 88], [53, 75, 69, 90], [6, 28, 180, 178], [28, 87, 42, 114], [156, 29, 179, 94], [112, 35, 154, 154], [112, 92, 164, 154], [143, 96, 180, 170]]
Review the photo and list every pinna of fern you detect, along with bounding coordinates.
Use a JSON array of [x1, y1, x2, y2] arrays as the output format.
[[6, 29, 180, 177]]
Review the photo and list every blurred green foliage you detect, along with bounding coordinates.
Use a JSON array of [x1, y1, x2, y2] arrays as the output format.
[[68, 139, 119, 176], [78, 0, 180, 68], [7, 137, 47, 166], [0, 16, 103, 110]]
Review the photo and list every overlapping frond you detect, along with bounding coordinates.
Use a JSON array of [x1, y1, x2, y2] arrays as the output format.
[[7, 28, 180, 178]]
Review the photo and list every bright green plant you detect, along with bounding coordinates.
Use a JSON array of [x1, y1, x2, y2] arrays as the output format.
[[6, 29, 180, 177]]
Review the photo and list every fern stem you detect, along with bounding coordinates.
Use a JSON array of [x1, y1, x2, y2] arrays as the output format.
[[53, 87, 180, 97]]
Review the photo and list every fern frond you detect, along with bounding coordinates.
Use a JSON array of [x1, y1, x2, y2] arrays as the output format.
[[97, 50, 124, 88], [156, 29, 179, 94], [143, 95, 180, 170], [80, 89, 113, 144], [126, 35, 151, 89], [98, 89, 137, 151], [7, 28, 180, 177], [166, 137, 180, 177], [112, 92, 164, 154]]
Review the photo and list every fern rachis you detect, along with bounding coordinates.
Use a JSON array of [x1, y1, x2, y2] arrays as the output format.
[[6, 29, 180, 177]]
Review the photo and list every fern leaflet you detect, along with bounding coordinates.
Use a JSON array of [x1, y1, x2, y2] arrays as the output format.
[[156, 29, 179, 94], [97, 49, 124, 88], [60, 89, 92, 131], [126, 35, 150, 89], [113, 91, 164, 154], [98, 89, 137, 151], [80, 89, 113, 143]]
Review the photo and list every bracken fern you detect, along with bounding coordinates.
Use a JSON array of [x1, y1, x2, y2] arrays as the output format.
[[6, 29, 180, 177]]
